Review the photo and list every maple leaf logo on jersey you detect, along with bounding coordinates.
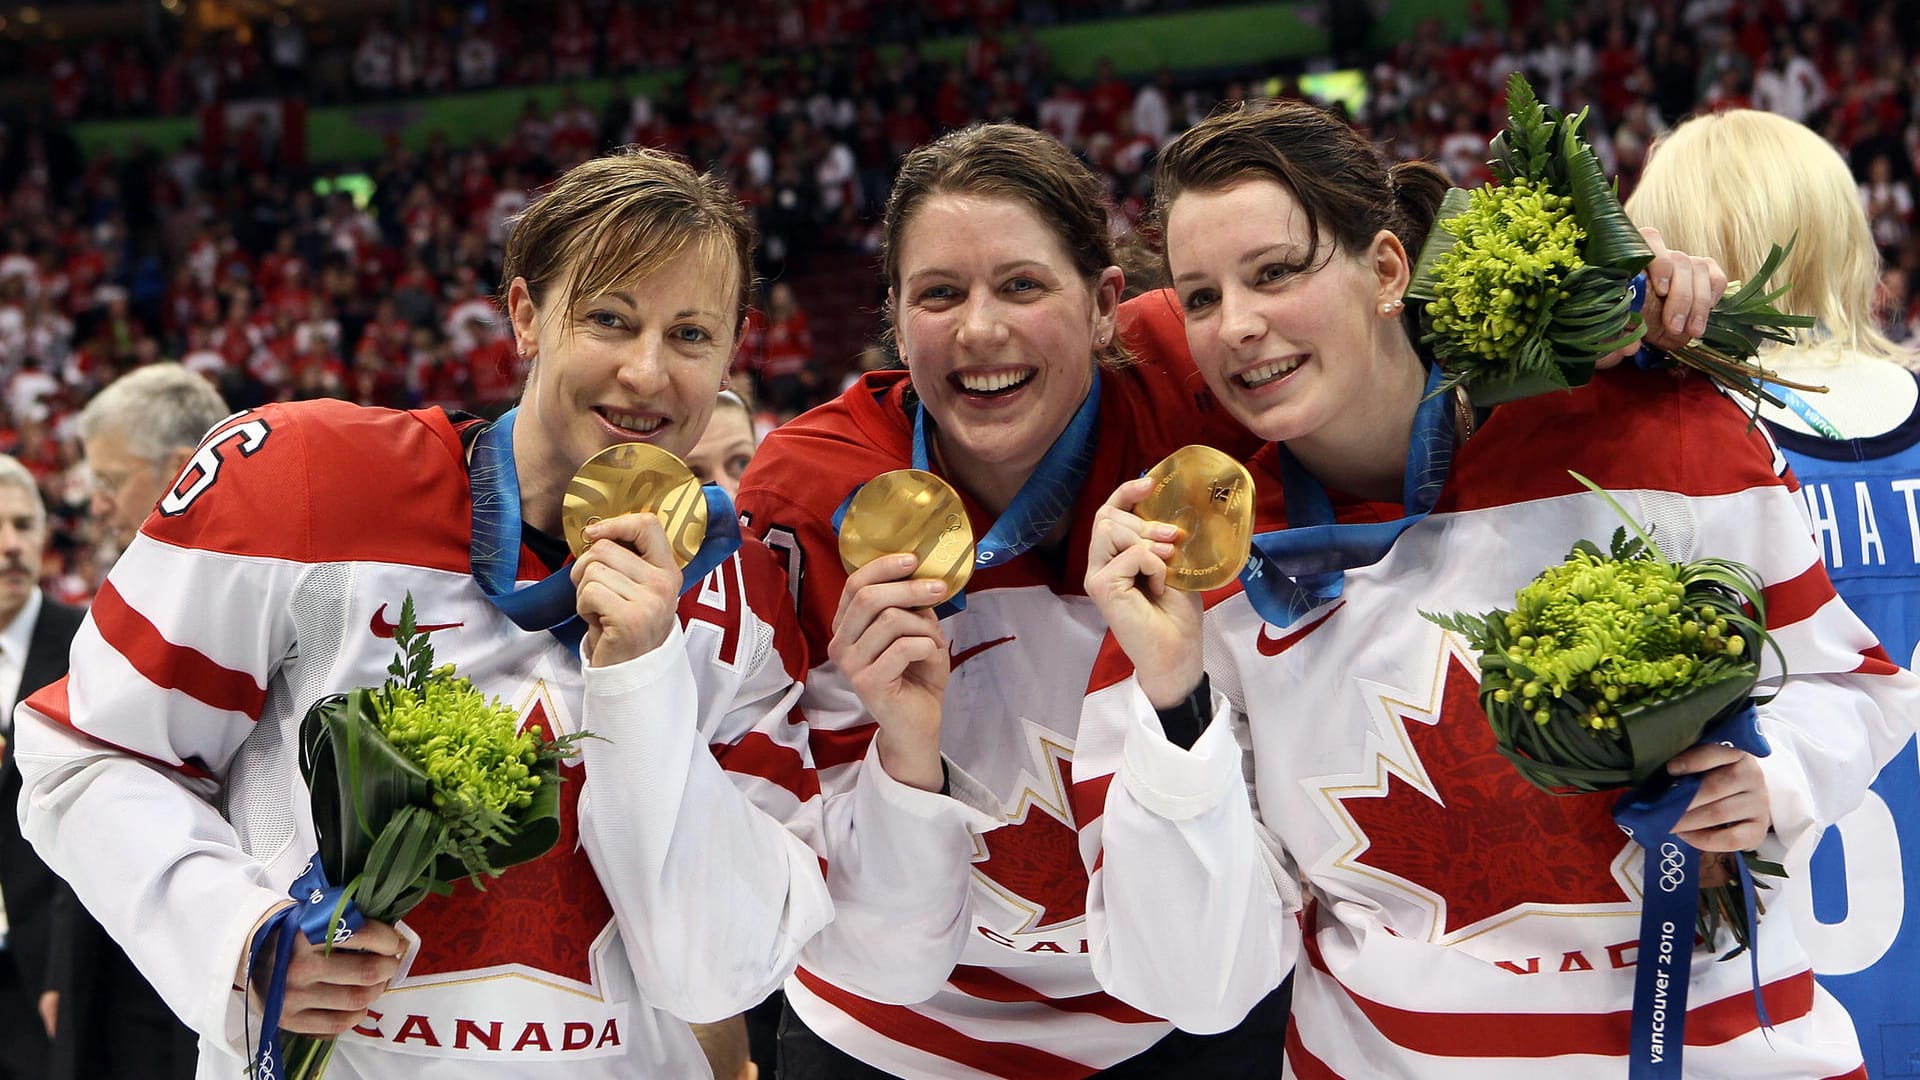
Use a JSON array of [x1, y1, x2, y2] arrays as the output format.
[[399, 695, 613, 988], [1323, 654, 1632, 940], [972, 732, 1087, 933]]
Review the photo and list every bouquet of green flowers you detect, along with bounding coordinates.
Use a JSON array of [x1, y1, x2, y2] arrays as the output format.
[[253, 596, 587, 1080], [1423, 477, 1786, 957], [1406, 72, 1818, 407]]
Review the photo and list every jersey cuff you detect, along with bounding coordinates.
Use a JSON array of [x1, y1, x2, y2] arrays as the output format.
[[1120, 679, 1241, 822], [862, 740, 1002, 833], [581, 621, 690, 697]]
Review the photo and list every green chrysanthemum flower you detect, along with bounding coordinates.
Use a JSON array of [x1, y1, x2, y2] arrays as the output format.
[[1425, 178, 1586, 371]]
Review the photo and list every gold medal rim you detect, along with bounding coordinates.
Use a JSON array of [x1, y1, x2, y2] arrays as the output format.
[[560, 442, 709, 566], [837, 468, 977, 598], [1136, 444, 1254, 593]]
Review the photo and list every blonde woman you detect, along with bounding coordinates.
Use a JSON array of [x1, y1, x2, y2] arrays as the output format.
[[1628, 106, 1920, 1063]]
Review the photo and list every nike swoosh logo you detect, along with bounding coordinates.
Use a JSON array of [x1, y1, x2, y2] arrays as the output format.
[[1254, 601, 1345, 656], [950, 635, 1016, 670], [370, 603, 466, 639]]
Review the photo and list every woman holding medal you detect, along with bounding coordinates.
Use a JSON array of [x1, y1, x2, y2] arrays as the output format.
[[1073, 101, 1920, 1078], [11, 146, 963, 1079], [736, 123, 1287, 1079]]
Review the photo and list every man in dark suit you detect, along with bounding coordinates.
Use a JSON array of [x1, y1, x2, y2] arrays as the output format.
[[27, 364, 232, 1080], [0, 453, 86, 1080]]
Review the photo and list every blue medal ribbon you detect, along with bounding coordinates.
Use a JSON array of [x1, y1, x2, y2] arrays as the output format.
[[833, 373, 1102, 618], [1611, 704, 1774, 1080], [1236, 363, 1456, 628], [468, 407, 743, 651], [244, 857, 367, 1079]]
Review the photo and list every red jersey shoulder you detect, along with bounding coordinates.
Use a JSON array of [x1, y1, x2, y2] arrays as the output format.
[[1439, 366, 1787, 513], [1112, 290, 1262, 466], [739, 372, 912, 535], [141, 401, 472, 572]]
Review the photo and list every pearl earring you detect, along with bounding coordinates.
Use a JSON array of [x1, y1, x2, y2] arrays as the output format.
[[1381, 299, 1404, 316]]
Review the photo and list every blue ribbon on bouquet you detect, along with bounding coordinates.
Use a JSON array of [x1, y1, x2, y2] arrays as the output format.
[[1611, 704, 1774, 1080], [1624, 276, 1840, 439], [468, 407, 742, 652], [1235, 363, 1457, 628], [830, 373, 1102, 619], [244, 856, 367, 1079]]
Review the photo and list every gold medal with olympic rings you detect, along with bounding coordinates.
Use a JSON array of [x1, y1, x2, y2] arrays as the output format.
[[1135, 445, 1254, 592], [561, 443, 709, 565], [837, 469, 976, 600]]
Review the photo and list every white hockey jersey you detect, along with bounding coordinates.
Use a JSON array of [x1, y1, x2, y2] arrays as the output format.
[[738, 292, 1272, 1078], [13, 401, 836, 1079], [1073, 367, 1919, 1079]]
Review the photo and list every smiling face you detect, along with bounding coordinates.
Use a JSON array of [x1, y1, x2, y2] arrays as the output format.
[[892, 193, 1120, 510], [1166, 178, 1411, 452], [508, 242, 738, 531]]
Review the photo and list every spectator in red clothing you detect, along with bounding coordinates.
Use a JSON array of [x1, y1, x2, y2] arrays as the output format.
[[463, 314, 523, 415], [1083, 58, 1132, 139], [757, 282, 814, 420]]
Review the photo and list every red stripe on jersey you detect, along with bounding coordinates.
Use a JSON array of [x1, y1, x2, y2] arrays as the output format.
[[1302, 930, 1813, 1056], [945, 965, 1162, 1024], [1069, 771, 1114, 834], [1821, 1069, 1868, 1080], [1854, 644, 1899, 677], [92, 580, 268, 720], [792, 966, 1096, 1079], [1285, 1023, 1346, 1080], [810, 720, 877, 772], [1087, 637, 1135, 696], [21, 676, 214, 780], [1761, 563, 1835, 631], [711, 731, 820, 802]]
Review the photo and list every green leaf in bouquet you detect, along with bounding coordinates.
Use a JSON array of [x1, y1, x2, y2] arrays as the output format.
[[300, 689, 434, 887], [357, 803, 445, 919], [1617, 666, 1759, 787], [1559, 114, 1653, 274], [1463, 366, 1583, 407], [1405, 187, 1473, 305]]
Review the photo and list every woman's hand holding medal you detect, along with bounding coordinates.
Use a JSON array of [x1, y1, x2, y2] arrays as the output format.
[[564, 444, 710, 668], [1087, 446, 1253, 710], [833, 470, 976, 792]]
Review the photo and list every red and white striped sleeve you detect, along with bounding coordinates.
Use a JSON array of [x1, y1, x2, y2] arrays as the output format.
[[13, 407, 311, 1053], [1068, 606, 1301, 1035]]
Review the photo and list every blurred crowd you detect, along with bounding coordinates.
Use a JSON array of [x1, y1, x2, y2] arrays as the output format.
[[0, 0, 1917, 601]]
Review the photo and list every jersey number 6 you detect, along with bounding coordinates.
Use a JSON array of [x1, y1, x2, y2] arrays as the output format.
[[160, 415, 273, 516]]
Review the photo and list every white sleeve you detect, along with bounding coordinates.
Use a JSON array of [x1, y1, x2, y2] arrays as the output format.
[[794, 667, 1001, 1006], [575, 618, 834, 1024], [1073, 643, 1300, 1035], [13, 534, 299, 1060]]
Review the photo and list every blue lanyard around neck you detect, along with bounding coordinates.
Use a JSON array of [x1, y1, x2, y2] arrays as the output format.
[[468, 407, 743, 651], [1236, 363, 1457, 628]]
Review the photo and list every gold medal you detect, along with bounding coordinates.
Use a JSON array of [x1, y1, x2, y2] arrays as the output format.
[[1135, 445, 1254, 592], [837, 469, 976, 599], [561, 443, 709, 565]]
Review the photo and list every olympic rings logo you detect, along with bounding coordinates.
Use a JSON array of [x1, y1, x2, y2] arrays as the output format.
[[1657, 842, 1687, 893]]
